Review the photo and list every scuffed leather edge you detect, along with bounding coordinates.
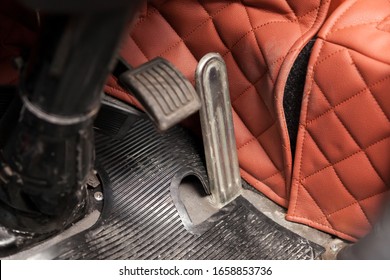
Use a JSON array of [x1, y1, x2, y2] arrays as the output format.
[[275, 0, 332, 201], [286, 0, 390, 242], [286, 0, 360, 242]]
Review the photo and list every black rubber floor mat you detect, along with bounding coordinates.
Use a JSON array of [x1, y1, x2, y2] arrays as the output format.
[[35, 119, 323, 260]]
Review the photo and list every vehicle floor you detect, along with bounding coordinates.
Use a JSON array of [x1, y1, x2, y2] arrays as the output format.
[[6, 117, 346, 260]]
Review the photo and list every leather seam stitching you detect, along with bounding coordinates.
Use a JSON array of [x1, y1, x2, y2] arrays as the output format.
[[330, 21, 382, 34], [313, 48, 345, 68], [283, 0, 298, 21], [201, 1, 282, 174], [306, 73, 390, 125], [297, 180, 335, 229], [262, 169, 284, 183], [288, 215, 355, 239], [256, 123, 284, 172], [241, 169, 286, 201], [313, 76, 389, 187], [132, 9, 159, 29], [130, 33, 151, 60], [225, 5, 321, 56], [314, 72, 389, 184], [154, 3, 321, 66], [198, 2, 278, 160], [304, 128, 373, 227], [309, 189, 390, 224], [346, 50, 390, 122], [156, 1, 236, 57], [237, 121, 276, 150], [231, 72, 267, 103], [231, 46, 302, 103], [292, 39, 325, 217], [240, 1, 275, 84], [323, 0, 358, 40], [301, 135, 390, 181]]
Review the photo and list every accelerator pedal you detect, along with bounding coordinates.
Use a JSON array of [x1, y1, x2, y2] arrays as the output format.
[[196, 53, 241, 207], [119, 58, 201, 131]]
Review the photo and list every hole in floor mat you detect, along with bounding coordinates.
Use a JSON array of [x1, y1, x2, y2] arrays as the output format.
[[179, 175, 219, 226]]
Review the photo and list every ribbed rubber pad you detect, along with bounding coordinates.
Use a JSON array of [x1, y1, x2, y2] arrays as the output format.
[[48, 118, 324, 260], [119, 58, 200, 131], [94, 95, 144, 139]]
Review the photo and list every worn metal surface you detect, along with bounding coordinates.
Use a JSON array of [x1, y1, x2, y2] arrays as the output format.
[[26, 118, 325, 260], [196, 53, 242, 207]]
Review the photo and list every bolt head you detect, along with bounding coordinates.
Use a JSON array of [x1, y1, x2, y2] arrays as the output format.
[[94, 191, 103, 201], [330, 244, 339, 252]]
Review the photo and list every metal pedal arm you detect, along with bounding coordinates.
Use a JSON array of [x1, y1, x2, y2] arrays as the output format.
[[196, 53, 242, 207]]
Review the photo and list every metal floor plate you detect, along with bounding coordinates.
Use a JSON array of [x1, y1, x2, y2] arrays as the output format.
[[13, 118, 324, 260]]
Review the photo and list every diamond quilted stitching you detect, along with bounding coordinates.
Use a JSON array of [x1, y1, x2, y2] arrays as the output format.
[[335, 91, 390, 147], [299, 130, 330, 176], [262, 172, 286, 195], [233, 110, 254, 147], [302, 136, 390, 181], [306, 111, 360, 162], [367, 76, 390, 118], [305, 81, 333, 122], [348, 50, 390, 122], [229, 31, 268, 83], [131, 10, 183, 58], [222, 54, 254, 101], [314, 49, 366, 107], [284, 0, 321, 18], [333, 152, 387, 200], [364, 137, 390, 183], [292, 184, 333, 225], [238, 140, 283, 180], [303, 167, 356, 215], [349, 48, 390, 86], [327, 203, 372, 239], [179, 19, 230, 59], [257, 123, 285, 171], [211, 3, 255, 49], [359, 192, 390, 223], [233, 87, 275, 136], [242, 0, 293, 19], [156, 0, 211, 36], [252, 22, 301, 78], [289, 0, 390, 241]]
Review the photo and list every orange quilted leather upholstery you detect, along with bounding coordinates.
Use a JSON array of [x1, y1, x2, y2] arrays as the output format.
[[105, 0, 332, 207], [287, 0, 390, 241]]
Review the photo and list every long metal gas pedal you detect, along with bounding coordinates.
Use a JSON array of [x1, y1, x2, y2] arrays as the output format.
[[196, 53, 241, 207], [119, 58, 200, 131]]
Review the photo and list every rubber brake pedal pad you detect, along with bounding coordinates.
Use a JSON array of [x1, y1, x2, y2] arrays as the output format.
[[119, 57, 201, 131], [94, 94, 145, 139]]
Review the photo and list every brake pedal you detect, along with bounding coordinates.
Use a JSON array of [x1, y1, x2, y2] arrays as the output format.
[[119, 58, 201, 131], [94, 94, 145, 139]]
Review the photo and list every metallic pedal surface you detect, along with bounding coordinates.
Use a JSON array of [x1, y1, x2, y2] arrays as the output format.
[[196, 53, 242, 206], [119, 58, 200, 131]]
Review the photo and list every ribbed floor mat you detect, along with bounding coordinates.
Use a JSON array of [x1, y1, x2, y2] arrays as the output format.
[[44, 119, 324, 259]]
